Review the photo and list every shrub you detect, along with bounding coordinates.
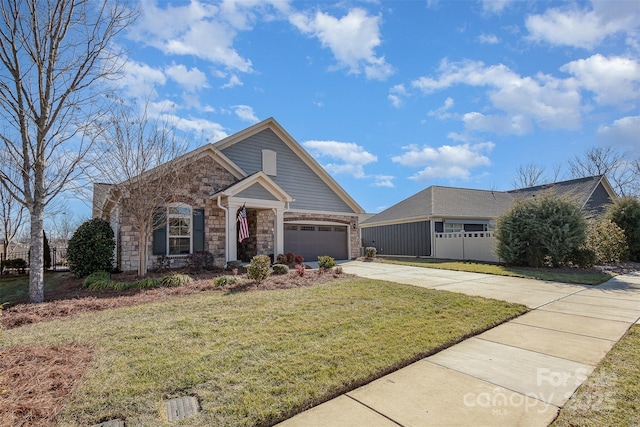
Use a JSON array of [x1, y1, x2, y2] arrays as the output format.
[[333, 266, 343, 275], [153, 255, 171, 272], [364, 247, 377, 258], [67, 218, 115, 277], [495, 194, 587, 267], [187, 251, 215, 273], [213, 275, 243, 287], [607, 197, 640, 262], [294, 255, 304, 264], [247, 255, 271, 282], [317, 255, 336, 270], [276, 254, 287, 264], [1, 258, 28, 274], [161, 273, 193, 287], [272, 264, 289, 275], [585, 219, 629, 264], [295, 263, 305, 277], [133, 277, 161, 289], [286, 252, 295, 265], [83, 271, 113, 290], [571, 248, 597, 268]]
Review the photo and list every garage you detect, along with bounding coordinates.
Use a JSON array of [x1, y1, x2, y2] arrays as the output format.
[[284, 224, 348, 261]]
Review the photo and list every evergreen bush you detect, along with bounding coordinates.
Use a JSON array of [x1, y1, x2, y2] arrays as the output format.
[[495, 194, 588, 267], [247, 255, 271, 282], [272, 264, 289, 275], [161, 273, 193, 287], [317, 255, 336, 270], [67, 218, 115, 277], [585, 219, 629, 264], [607, 197, 640, 262]]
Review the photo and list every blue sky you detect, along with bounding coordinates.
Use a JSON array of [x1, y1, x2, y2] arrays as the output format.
[[99, 0, 639, 215]]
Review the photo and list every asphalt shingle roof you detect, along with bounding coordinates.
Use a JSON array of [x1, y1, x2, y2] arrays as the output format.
[[362, 175, 609, 226]]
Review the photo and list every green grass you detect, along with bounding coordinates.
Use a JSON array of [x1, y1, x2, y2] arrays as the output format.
[[1, 278, 526, 427], [553, 324, 640, 426], [377, 257, 613, 285], [0, 272, 70, 306]]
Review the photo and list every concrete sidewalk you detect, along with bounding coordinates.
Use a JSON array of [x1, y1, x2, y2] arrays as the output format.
[[277, 262, 640, 427]]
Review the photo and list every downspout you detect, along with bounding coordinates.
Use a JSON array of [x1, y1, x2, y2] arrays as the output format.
[[217, 195, 229, 268]]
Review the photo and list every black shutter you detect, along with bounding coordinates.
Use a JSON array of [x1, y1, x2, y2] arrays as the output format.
[[193, 208, 205, 252], [152, 209, 167, 255]]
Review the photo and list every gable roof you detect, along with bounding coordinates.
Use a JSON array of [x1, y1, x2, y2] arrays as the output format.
[[362, 175, 616, 227], [361, 186, 513, 226], [213, 117, 364, 214], [212, 171, 294, 203], [507, 175, 616, 209]]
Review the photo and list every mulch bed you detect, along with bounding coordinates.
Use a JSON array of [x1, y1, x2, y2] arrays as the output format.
[[0, 344, 93, 427], [0, 269, 346, 329]]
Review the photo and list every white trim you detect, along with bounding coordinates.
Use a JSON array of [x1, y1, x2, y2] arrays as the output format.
[[217, 171, 294, 203], [285, 208, 361, 217], [285, 220, 351, 227]]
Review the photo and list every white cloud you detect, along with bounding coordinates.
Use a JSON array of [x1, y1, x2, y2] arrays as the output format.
[[165, 63, 209, 92], [221, 74, 243, 89], [372, 175, 395, 188], [392, 142, 494, 181], [115, 57, 166, 98], [302, 140, 377, 178], [525, 2, 640, 49], [428, 97, 455, 119], [158, 113, 228, 142], [561, 54, 640, 106], [388, 84, 407, 108], [130, 1, 290, 73], [232, 105, 259, 123], [481, 0, 512, 15], [290, 8, 394, 80], [477, 33, 499, 44], [597, 115, 640, 147], [412, 59, 582, 134]]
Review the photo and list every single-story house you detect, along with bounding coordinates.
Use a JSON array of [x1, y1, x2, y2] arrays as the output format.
[[93, 118, 364, 271], [360, 175, 617, 262]]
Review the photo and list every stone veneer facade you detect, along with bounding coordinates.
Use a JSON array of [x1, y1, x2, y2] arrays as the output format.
[[114, 155, 360, 272]]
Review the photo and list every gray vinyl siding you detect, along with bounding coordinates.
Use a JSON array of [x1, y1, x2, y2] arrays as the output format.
[[221, 129, 354, 213], [361, 221, 431, 256], [237, 183, 279, 201], [584, 183, 614, 217]]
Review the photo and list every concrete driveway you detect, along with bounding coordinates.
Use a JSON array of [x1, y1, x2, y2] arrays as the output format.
[[278, 261, 640, 427]]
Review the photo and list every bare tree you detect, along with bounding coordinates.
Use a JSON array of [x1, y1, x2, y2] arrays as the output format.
[[93, 101, 188, 277], [512, 162, 547, 189], [568, 146, 636, 197], [0, 0, 134, 302], [0, 159, 26, 262]]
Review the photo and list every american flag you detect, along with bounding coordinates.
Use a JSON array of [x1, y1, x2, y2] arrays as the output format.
[[237, 205, 249, 242]]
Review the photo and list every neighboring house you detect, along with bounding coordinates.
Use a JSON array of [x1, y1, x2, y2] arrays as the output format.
[[360, 175, 617, 262], [93, 118, 364, 272]]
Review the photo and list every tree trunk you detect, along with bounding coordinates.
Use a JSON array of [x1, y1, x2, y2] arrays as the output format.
[[138, 228, 148, 277], [29, 207, 45, 303]]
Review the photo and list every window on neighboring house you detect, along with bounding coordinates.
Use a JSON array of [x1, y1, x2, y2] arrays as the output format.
[[444, 222, 463, 233], [152, 204, 205, 256]]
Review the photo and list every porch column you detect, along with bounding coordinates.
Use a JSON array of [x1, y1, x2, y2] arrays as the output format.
[[227, 202, 239, 262], [274, 207, 284, 255]]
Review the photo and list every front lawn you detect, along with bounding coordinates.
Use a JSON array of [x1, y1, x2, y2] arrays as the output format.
[[0, 272, 70, 306], [377, 257, 613, 285], [0, 277, 526, 426], [553, 324, 640, 426]]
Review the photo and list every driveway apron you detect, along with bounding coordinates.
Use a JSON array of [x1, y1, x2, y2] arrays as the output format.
[[277, 262, 640, 427]]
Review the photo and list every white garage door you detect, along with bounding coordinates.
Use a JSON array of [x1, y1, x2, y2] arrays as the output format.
[[284, 224, 348, 261]]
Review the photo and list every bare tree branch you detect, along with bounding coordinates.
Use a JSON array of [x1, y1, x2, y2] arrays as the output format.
[[0, 0, 136, 302]]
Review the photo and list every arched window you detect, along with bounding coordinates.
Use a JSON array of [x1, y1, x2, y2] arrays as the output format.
[[167, 203, 192, 255]]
